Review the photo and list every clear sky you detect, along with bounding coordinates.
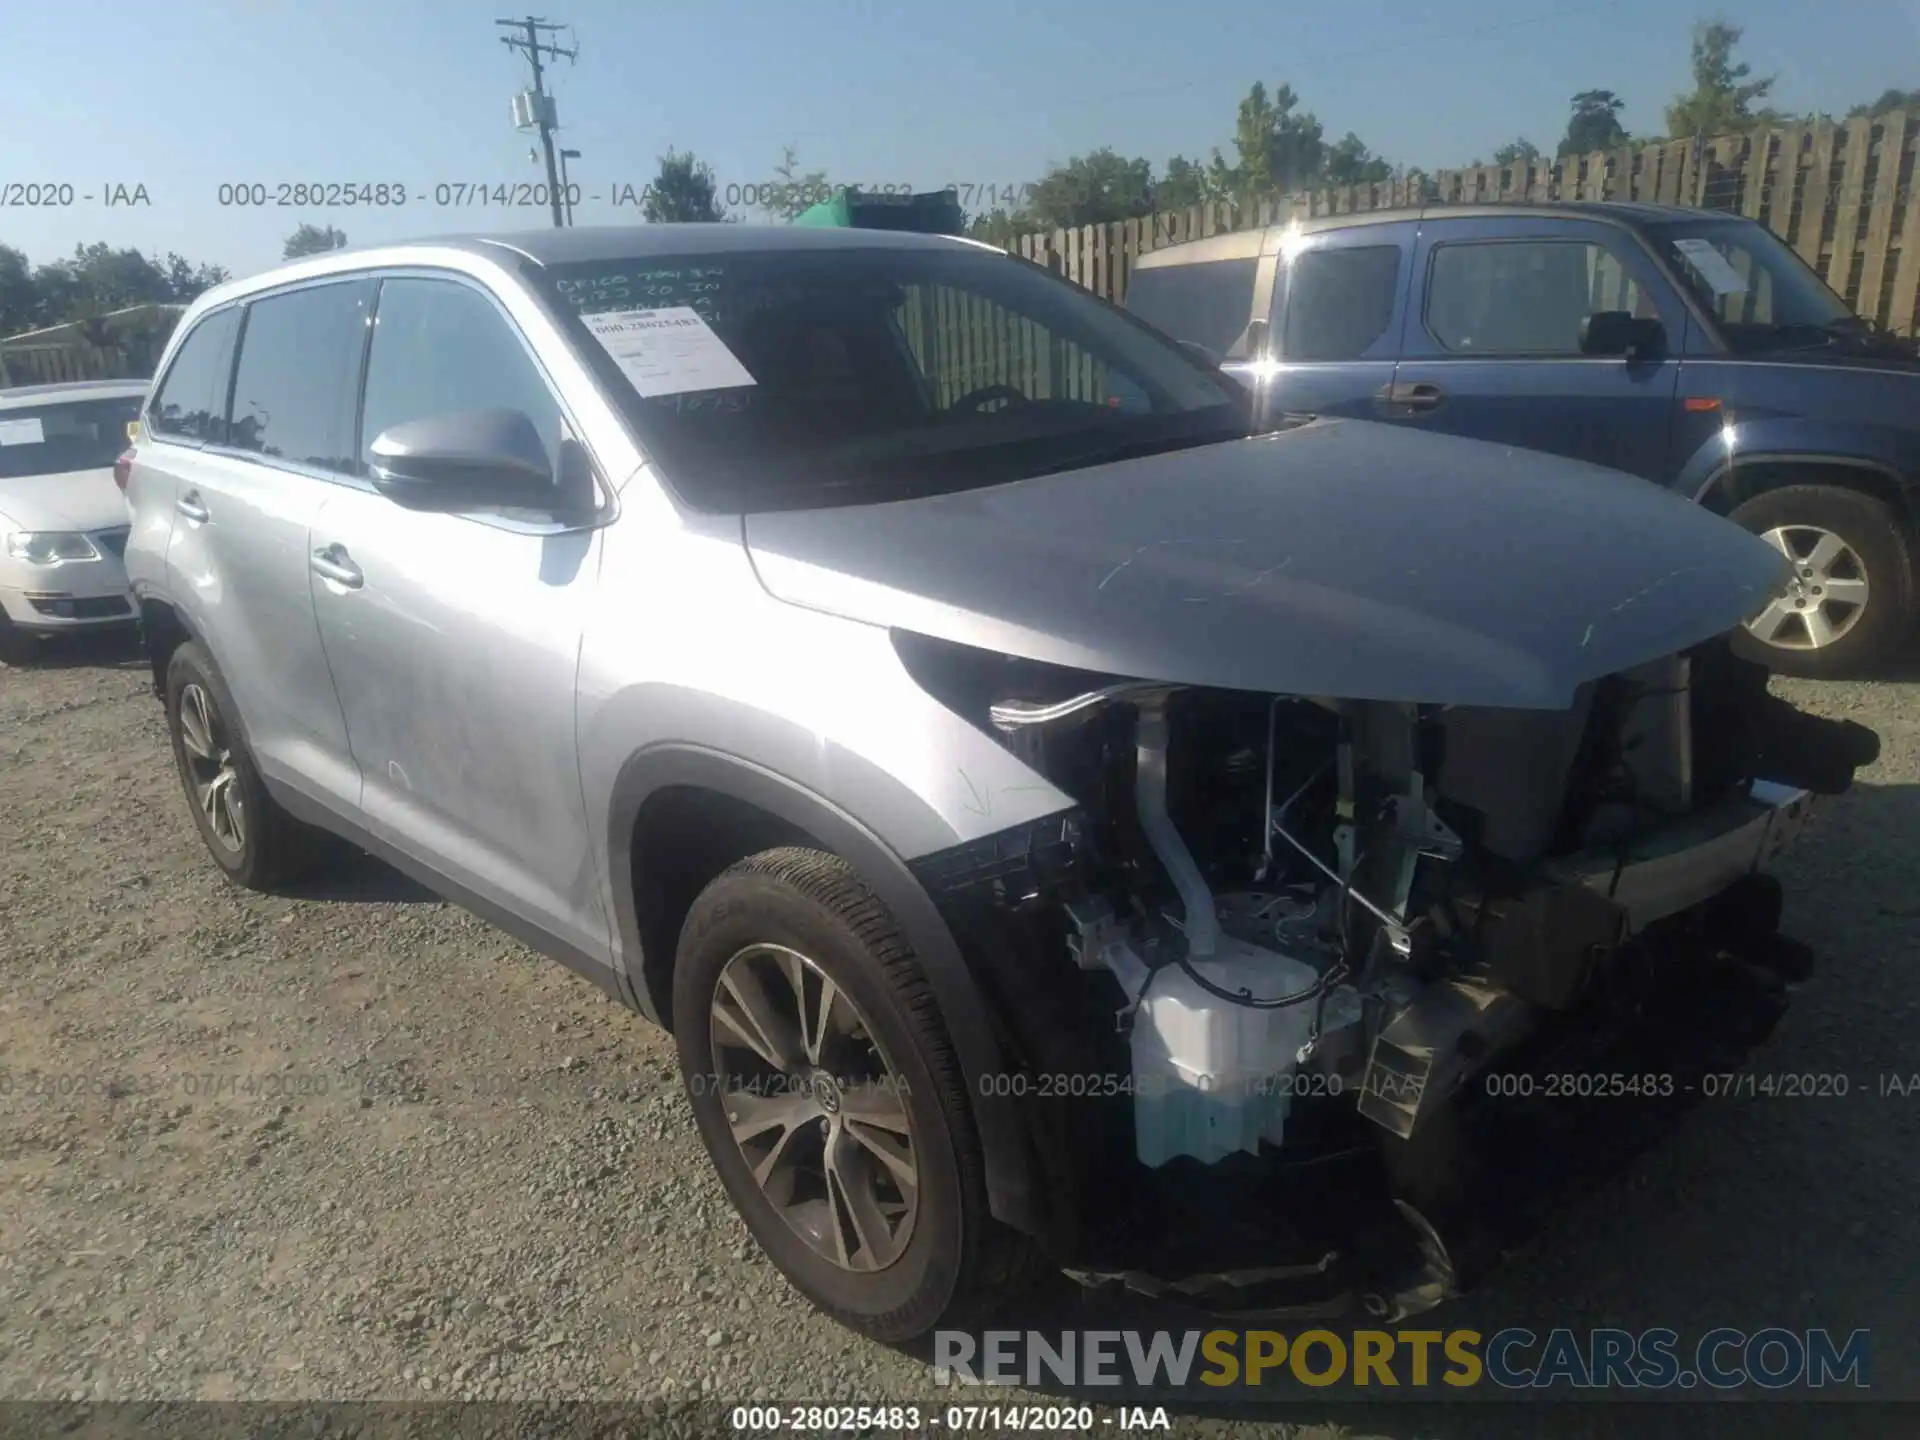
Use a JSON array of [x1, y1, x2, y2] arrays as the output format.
[[4, 0, 1917, 278]]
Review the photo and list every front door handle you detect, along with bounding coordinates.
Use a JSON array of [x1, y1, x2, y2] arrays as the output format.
[[176, 491, 210, 523], [1379, 381, 1446, 413], [310, 544, 364, 590]]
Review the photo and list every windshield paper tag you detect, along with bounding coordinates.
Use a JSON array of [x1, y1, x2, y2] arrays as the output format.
[[0, 417, 46, 446], [1672, 238, 1749, 297], [581, 306, 756, 398]]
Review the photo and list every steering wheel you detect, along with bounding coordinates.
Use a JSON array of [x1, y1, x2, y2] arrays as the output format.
[[950, 383, 1032, 413]]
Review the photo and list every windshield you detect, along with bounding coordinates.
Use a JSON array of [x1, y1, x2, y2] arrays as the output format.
[[0, 396, 143, 481], [542, 245, 1249, 511], [1645, 219, 1860, 354]]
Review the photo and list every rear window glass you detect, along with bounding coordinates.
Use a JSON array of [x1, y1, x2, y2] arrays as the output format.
[[227, 281, 372, 473], [1280, 245, 1402, 361], [0, 396, 144, 479], [1123, 258, 1259, 357], [148, 308, 239, 445]]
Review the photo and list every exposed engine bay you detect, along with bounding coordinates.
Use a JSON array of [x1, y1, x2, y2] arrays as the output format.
[[898, 630, 1880, 1319]]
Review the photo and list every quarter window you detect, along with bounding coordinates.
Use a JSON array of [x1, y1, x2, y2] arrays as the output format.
[[147, 309, 239, 445], [1279, 245, 1402, 361], [227, 281, 372, 472], [1124, 258, 1260, 358], [1426, 240, 1647, 355], [360, 278, 562, 475]]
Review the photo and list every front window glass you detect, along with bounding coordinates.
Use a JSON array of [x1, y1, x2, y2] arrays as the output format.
[[1427, 240, 1644, 354], [542, 245, 1247, 512], [362, 278, 563, 475], [0, 396, 144, 480]]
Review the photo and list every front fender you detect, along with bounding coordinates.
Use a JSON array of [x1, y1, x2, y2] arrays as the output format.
[[1678, 418, 1915, 515], [602, 739, 1048, 1238]]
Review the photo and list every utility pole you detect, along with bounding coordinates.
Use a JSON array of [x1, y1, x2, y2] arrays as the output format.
[[497, 16, 576, 229], [560, 148, 581, 226]]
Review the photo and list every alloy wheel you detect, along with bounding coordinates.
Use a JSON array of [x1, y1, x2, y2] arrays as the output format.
[[178, 681, 246, 853], [707, 943, 919, 1273], [1745, 524, 1870, 651]]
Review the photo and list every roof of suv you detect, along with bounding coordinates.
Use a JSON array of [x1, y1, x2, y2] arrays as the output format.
[[0, 378, 149, 411], [185, 223, 1005, 313], [1133, 200, 1737, 268]]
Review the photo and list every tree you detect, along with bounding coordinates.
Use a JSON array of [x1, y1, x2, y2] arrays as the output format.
[[642, 149, 727, 223], [160, 253, 229, 304], [967, 208, 1028, 247], [1560, 89, 1631, 156], [1666, 19, 1778, 138], [1152, 155, 1214, 211], [0, 244, 35, 337], [760, 144, 831, 221], [1024, 148, 1155, 229], [1848, 87, 1920, 118], [1323, 133, 1393, 186], [1493, 138, 1543, 168], [283, 224, 347, 259], [1209, 82, 1325, 199], [29, 244, 174, 323]]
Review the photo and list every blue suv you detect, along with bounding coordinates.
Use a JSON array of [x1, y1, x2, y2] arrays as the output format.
[[1126, 202, 1920, 678]]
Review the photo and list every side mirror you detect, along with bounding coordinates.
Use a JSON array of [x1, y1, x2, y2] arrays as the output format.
[[1580, 310, 1666, 360], [1176, 339, 1225, 368], [369, 409, 557, 514]]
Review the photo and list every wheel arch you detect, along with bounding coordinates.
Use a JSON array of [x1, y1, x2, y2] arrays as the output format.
[[607, 742, 1045, 1237], [138, 594, 196, 701], [1693, 452, 1915, 526]]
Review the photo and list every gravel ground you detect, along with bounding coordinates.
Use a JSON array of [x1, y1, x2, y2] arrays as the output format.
[[3, 630, 1918, 1438]]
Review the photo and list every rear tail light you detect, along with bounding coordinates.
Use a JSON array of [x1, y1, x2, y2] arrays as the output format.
[[113, 448, 135, 493]]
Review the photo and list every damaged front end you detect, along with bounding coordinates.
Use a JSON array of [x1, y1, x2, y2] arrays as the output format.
[[898, 629, 1878, 1322]]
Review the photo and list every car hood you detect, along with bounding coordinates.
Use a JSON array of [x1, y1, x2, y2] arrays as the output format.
[[743, 419, 1790, 710], [0, 469, 126, 534]]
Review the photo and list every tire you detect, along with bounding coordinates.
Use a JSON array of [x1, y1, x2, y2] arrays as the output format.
[[1728, 484, 1916, 679], [164, 640, 329, 890], [0, 613, 40, 668], [671, 846, 1039, 1341]]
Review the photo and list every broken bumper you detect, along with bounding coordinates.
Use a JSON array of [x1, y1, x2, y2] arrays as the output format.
[[1543, 779, 1816, 933]]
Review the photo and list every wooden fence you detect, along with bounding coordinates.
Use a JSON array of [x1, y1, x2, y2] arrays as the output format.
[[1004, 112, 1920, 336], [0, 342, 130, 388]]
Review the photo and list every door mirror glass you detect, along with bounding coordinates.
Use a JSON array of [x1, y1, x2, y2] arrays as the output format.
[[368, 408, 557, 513], [1580, 310, 1666, 359]]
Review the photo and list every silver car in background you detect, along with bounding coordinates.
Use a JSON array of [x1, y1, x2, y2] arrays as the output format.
[[0, 379, 146, 665], [121, 226, 1875, 1343]]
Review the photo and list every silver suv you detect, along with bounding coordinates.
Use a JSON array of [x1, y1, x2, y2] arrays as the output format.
[[123, 225, 1878, 1341]]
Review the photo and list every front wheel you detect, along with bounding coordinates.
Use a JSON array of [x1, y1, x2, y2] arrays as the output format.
[[671, 847, 1037, 1341], [1729, 484, 1916, 679]]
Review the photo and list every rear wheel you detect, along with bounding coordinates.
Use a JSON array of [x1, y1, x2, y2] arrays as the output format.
[[164, 641, 329, 890], [1729, 484, 1915, 678], [671, 846, 1037, 1341]]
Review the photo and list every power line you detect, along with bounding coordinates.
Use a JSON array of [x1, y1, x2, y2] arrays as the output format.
[[497, 15, 578, 229]]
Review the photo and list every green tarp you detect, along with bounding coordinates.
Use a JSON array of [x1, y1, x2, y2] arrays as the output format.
[[791, 189, 966, 236]]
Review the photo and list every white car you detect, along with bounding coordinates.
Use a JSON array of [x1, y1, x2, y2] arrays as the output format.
[[0, 379, 148, 666]]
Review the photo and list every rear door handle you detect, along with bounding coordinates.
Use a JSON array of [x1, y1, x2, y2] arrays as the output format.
[[310, 544, 363, 590], [1378, 381, 1445, 413], [176, 491, 210, 523]]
